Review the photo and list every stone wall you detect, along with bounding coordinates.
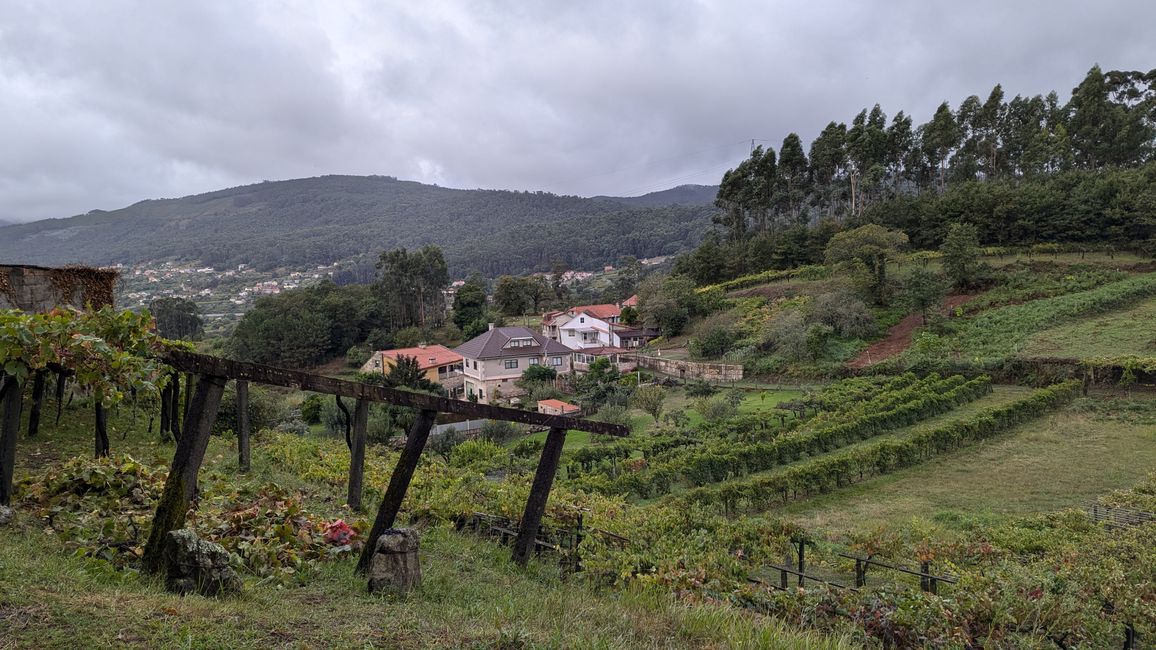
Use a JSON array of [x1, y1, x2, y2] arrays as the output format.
[[625, 354, 744, 382], [0, 265, 118, 312]]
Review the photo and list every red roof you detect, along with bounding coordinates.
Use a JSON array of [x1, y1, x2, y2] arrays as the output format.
[[380, 345, 462, 371], [537, 399, 579, 413], [573, 303, 621, 320], [623, 294, 639, 307]]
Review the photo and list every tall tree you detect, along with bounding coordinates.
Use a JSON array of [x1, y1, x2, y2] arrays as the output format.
[[149, 297, 203, 341], [923, 101, 961, 192], [451, 276, 487, 330], [376, 246, 448, 329], [1068, 65, 1114, 169], [885, 111, 915, 192], [808, 121, 848, 219], [940, 223, 984, 290], [778, 133, 810, 223], [493, 275, 530, 315]]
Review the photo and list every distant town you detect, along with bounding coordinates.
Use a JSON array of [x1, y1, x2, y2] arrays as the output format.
[[115, 255, 672, 336]]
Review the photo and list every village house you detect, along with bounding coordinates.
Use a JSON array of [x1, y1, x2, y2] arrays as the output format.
[[454, 325, 572, 404], [536, 398, 580, 416], [360, 344, 464, 396], [540, 296, 654, 367]]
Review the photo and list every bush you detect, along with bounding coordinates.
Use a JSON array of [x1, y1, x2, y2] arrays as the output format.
[[685, 380, 718, 398], [428, 427, 463, 461], [809, 291, 877, 338], [300, 394, 324, 425], [272, 419, 309, 436], [511, 437, 545, 458], [594, 404, 633, 428], [761, 311, 808, 361], [480, 420, 521, 444], [213, 383, 289, 436], [366, 405, 402, 445], [345, 344, 371, 368], [694, 394, 738, 422], [689, 314, 737, 359], [449, 439, 509, 472], [805, 323, 834, 361]]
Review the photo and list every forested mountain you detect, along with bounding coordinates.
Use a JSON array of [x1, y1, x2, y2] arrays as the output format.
[[0, 176, 715, 276], [594, 184, 718, 208]]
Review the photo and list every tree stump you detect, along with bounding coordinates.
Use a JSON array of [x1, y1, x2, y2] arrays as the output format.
[[162, 529, 242, 597], [368, 528, 421, 595]]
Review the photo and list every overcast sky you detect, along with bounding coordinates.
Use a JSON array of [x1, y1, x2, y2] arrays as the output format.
[[1, 1, 1153, 223]]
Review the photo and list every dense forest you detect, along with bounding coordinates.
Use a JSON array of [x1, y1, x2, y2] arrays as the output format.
[[0, 178, 716, 277], [679, 66, 1156, 285]]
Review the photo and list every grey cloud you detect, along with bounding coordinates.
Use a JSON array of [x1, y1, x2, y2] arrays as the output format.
[[0, 0, 1153, 222]]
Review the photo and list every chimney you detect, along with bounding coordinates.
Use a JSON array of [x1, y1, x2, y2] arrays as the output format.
[[488, 323, 495, 331]]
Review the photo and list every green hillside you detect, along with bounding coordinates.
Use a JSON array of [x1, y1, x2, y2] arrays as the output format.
[[0, 175, 717, 276]]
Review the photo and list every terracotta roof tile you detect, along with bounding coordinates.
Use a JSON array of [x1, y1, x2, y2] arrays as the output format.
[[379, 345, 462, 371]]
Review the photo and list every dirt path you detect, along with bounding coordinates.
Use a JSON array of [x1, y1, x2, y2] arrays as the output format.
[[847, 294, 974, 369]]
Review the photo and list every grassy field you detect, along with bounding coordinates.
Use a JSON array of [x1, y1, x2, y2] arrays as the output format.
[[0, 522, 853, 649], [780, 393, 1156, 536], [2, 404, 855, 650], [1021, 296, 1156, 358]]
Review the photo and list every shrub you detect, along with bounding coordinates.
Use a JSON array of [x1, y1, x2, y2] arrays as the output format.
[[345, 344, 371, 368], [366, 405, 401, 445], [480, 420, 521, 444], [685, 380, 718, 398], [694, 394, 738, 422], [511, 437, 545, 458], [300, 394, 324, 425], [809, 291, 877, 338], [595, 404, 633, 428], [213, 383, 289, 436], [449, 439, 509, 472], [761, 311, 808, 360], [272, 419, 309, 436], [630, 384, 667, 423], [689, 315, 737, 359], [804, 323, 834, 361], [428, 427, 463, 461]]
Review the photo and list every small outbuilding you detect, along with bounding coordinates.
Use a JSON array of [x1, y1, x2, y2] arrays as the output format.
[[536, 399, 580, 416]]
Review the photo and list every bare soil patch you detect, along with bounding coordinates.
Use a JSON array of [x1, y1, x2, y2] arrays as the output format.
[[847, 294, 975, 369]]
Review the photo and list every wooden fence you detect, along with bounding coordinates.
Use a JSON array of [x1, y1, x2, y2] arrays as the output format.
[[0, 349, 627, 579]]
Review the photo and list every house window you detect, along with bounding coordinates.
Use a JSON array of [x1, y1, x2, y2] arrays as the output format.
[[529, 357, 540, 365], [504, 359, 519, 370], [550, 356, 562, 366], [579, 317, 585, 323], [473, 360, 478, 369]]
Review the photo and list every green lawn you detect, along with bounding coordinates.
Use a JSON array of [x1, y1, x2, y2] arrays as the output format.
[[780, 394, 1156, 536], [1021, 296, 1156, 358]]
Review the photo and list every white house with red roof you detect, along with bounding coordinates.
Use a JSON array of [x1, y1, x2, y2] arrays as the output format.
[[556, 310, 622, 349]]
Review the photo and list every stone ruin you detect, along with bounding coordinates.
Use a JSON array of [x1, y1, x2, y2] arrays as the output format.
[[0, 264, 118, 312]]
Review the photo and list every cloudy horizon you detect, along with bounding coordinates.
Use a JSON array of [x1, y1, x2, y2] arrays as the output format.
[[1, 0, 1153, 223]]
